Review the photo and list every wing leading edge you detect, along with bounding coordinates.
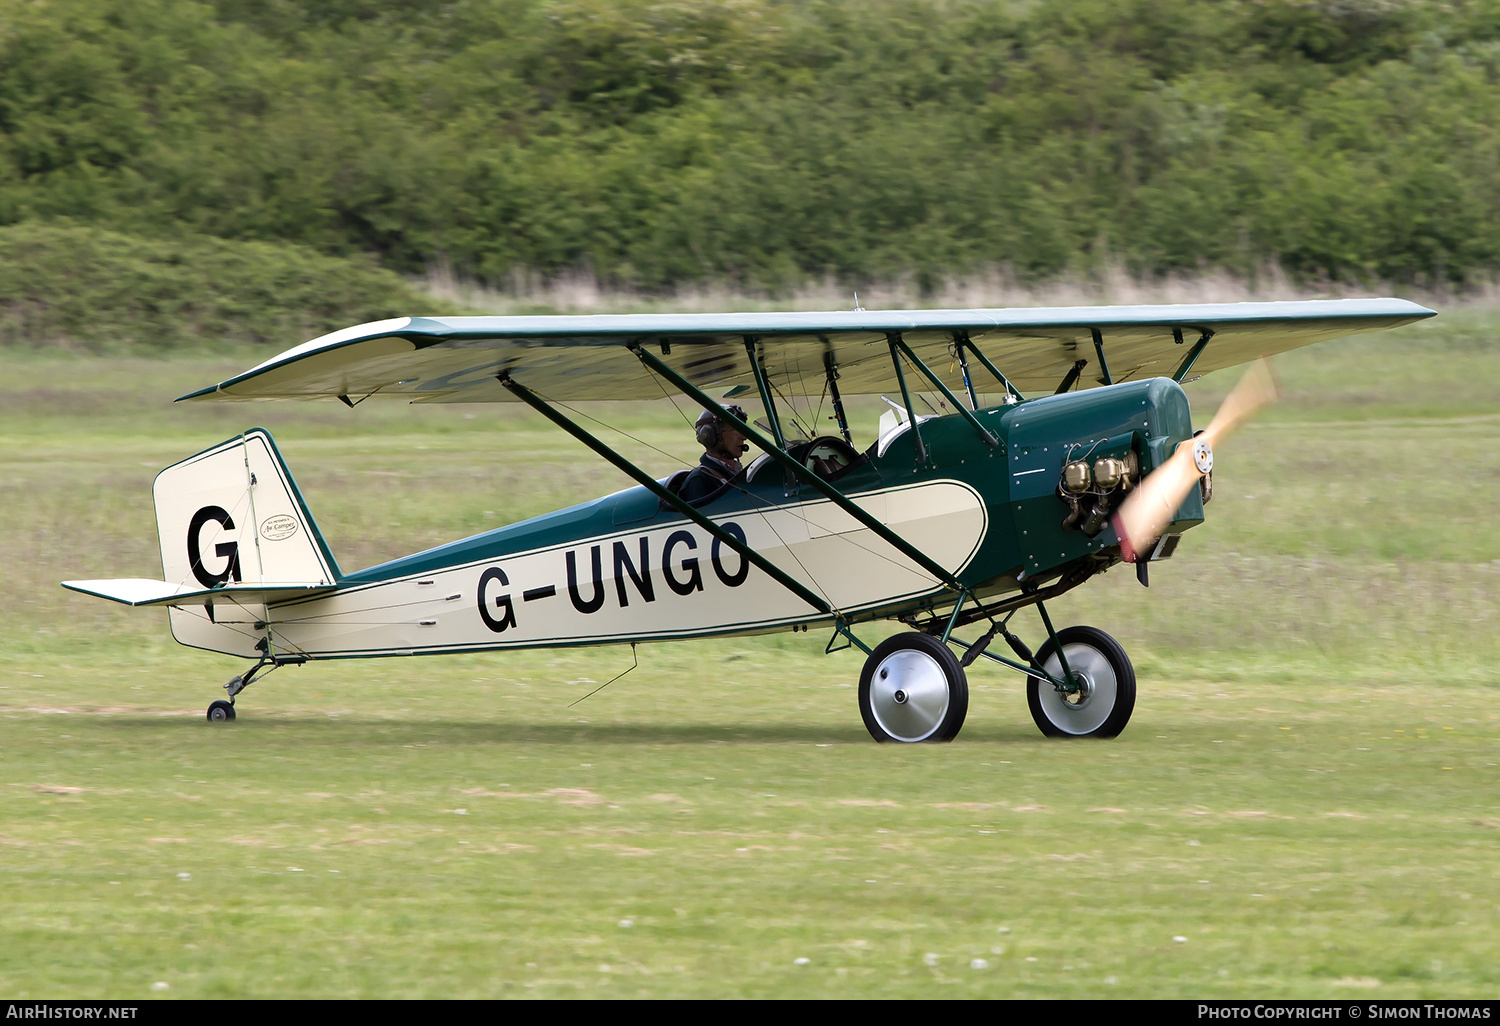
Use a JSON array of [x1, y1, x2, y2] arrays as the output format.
[[179, 299, 1434, 404]]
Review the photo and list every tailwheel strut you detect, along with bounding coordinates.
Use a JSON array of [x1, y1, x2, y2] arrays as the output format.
[[205, 654, 280, 723]]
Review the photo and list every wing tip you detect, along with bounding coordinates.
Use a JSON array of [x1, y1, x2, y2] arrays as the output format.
[[175, 384, 220, 403]]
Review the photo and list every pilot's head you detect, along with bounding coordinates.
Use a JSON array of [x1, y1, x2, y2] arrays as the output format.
[[696, 406, 750, 460]]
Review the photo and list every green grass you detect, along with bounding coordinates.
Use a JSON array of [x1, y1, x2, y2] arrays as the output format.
[[1, 310, 1498, 997]]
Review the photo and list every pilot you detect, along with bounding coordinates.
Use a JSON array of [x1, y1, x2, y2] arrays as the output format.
[[679, 405, 750, 504]]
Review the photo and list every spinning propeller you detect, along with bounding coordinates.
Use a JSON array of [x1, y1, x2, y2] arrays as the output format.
[[1112, 359, 1279, 563]]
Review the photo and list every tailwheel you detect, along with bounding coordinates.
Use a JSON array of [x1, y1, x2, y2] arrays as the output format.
[[1028, 626, 1135, 738], [206, 699, 236, 723], [859, 633, 968, 743]]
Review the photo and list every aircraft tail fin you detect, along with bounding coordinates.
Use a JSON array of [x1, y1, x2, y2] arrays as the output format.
[[152, 428, 341, 592], [61, 429, 341, 658]]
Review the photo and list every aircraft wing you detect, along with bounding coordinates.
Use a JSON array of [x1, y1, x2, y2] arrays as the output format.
[[179, 300, 1434, 403]]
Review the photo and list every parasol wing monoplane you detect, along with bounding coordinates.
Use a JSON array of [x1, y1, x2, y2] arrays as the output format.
[[66, 298, 1433, 740]]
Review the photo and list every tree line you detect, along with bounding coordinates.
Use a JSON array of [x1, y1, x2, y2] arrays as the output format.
[[2, 0, 1497, 341]]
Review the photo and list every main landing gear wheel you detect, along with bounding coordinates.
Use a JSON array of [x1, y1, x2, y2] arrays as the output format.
[[206, 700, 236, 723], [859, 633, 968, 743], [1027, 626, 1135, 738]]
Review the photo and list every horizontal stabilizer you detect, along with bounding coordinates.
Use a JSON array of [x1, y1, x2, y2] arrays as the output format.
[[62, 578, 336, 608]]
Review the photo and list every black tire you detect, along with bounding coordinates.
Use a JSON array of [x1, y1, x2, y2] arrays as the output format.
[[1027, 626, 1135, 738], [858, 632, 968, 743], [206, 700, 236, 723]]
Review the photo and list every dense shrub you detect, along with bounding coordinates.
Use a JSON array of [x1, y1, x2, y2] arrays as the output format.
[[1, 0, 1497, 292], [0, 224, 424, 350]]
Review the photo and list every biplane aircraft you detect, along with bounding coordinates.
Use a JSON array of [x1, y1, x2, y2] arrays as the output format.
[[63, 299, 1432, 740]]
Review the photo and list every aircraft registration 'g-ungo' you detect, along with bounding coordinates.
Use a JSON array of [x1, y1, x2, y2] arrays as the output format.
[[64, 299, 1433, 741]]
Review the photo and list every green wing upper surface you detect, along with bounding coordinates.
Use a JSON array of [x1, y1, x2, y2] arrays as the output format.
[[179, 299, 1434, 404]]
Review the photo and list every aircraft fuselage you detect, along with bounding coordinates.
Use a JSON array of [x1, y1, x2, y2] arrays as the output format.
[[169, 377, 1202, 659]]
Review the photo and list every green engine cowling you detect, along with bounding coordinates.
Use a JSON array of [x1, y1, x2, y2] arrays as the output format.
[[997, 377, 1202, 582]]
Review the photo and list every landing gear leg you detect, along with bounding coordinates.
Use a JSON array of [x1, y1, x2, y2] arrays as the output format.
[[950, 600, 1137, 739], [205, 655, 276, 723]]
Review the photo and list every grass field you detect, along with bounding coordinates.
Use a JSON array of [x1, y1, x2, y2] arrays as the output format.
[[1, 308, 1498, 998]]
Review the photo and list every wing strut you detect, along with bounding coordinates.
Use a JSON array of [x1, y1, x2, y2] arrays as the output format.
[[885, 336, 929, 463], [823, 348, 853, 446], [744, 338, 787, 450], [497, 373, 832, 617], [632, 345, 968, 595], [1091, 328, 1114, 386], [1172, 328, 1215, 382], [954, 342, 979, 409], [1055, 359, 1088, 394], [955, 335, 1026, 402], [889, 336, 999, 448]]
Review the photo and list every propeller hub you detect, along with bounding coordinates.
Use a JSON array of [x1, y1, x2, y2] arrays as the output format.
[[1192, 437, 1213, 475]]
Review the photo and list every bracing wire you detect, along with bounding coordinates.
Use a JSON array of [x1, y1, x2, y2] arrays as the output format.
[[645, 360, 699, 432], [569, 642, 637, 707], [545, 393, 697, 471]]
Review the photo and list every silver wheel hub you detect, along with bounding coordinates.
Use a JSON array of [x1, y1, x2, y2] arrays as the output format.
[[870, 649, 950, 742], [1038, 644, 1117, 735], [1058, 670, 1095, 706]]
